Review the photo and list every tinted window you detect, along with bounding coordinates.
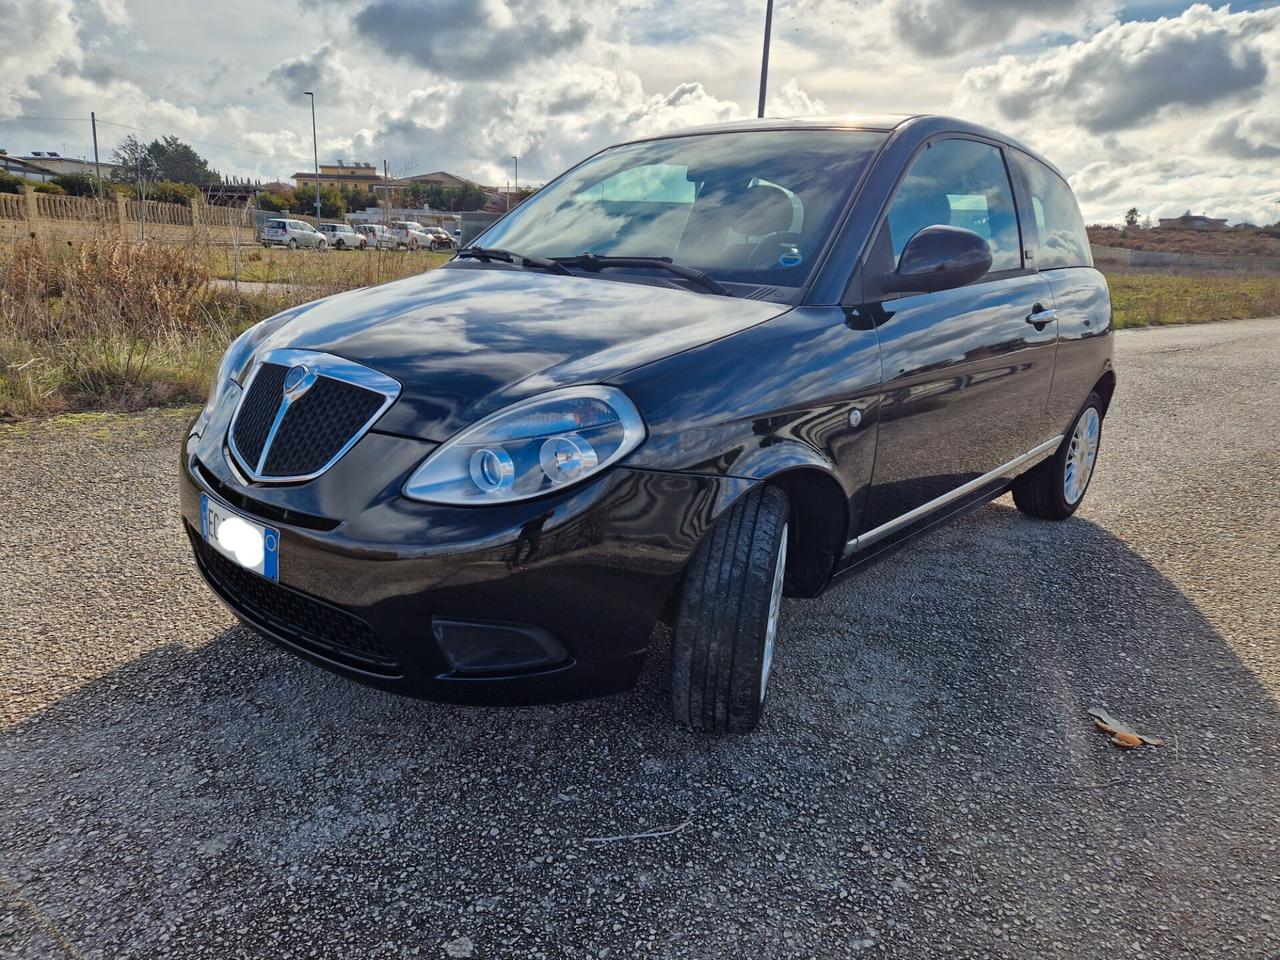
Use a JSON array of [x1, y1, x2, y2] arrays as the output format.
[[265, 220, 284, 229], [884, 138, 1022, 272], [1016, 154, 1091, 269], [477, 130, 885, 287]]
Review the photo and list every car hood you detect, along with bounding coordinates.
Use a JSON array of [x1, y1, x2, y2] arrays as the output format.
[[258, 264, 789, 439]]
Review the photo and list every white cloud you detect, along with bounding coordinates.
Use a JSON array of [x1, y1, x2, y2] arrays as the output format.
[[0, 0, 1276, 227], [956, 4, 1275, 133], [0, 0, 81, 111]]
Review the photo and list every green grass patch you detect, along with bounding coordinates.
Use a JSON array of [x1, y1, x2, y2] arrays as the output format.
[[1103, 271, 1280, 328]]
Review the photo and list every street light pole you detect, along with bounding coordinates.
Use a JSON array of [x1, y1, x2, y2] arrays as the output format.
[[512, 155, 518, 205], [304, 91, 320, 223], [757, 0, 774, 118]]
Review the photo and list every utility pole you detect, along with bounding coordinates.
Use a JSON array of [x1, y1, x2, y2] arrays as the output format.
[[304, 91, 320, 223], [383, 159, 389, 227], [90, 112, 101, 181], [757, 0, 774, 118], [512, 155, 518, 204]]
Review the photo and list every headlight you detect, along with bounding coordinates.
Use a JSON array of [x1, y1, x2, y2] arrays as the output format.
[[403, 385, 646, 505]]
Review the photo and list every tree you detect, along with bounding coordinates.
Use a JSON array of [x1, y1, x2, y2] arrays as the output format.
[[109, 134, 219, 186], [256, 190, 292, 212], [402, 181, 488, 211], [1123, 207, 1139, 227], [110, 134, 158, 183], [292, 185, 345, 219], [340, 185, 372, 212], [146, 136, 220, 186]]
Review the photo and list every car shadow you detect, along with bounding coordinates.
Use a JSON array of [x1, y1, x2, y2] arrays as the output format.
[[3, 502, 1278, 959]]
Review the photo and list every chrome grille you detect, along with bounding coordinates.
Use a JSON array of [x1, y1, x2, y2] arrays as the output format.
[[232, 363, 289, 468], [227, 349, 400, 483]]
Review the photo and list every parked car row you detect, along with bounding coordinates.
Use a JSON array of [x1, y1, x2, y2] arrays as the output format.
[[259, 218, 456, 252]]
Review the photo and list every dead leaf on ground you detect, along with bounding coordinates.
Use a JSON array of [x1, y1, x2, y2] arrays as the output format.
[[1088, 707, 1167, 749]]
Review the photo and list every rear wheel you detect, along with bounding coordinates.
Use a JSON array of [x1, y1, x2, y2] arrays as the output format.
[[287, 238, 298, 250], [671, 485, 789, 734], [1012, 392, 1103, 520]]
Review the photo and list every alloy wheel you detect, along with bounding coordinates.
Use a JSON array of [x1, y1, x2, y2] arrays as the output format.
[[1064, 407, 1100, 504]]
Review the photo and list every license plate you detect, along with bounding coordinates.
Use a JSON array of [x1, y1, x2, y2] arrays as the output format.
[[201, 495, 279, 581]]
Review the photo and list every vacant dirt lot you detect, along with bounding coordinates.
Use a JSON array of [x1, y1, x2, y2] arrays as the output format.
[[2, 318, 1278, 959]]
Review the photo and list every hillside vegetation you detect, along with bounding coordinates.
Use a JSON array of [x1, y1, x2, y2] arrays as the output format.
[[1088, 225, 1280, 258]]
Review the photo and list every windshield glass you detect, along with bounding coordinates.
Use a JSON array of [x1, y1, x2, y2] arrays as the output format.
[[475, 129, 885, 287]]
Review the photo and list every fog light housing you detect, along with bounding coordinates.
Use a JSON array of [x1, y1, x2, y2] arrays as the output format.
[[432, 618, 569, 674]]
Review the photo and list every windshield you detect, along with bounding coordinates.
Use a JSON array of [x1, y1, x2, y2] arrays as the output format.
[[474, 129, 885, 288]]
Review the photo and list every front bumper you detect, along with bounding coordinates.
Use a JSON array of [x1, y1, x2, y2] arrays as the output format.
[[180, 423, 751, 705]]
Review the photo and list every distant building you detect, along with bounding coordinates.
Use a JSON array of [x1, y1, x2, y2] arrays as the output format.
[[1, 152, 57, 182], [292, 160, 383, 195], [1157, 213, 1228, 231], [18, 151, 121, 178]]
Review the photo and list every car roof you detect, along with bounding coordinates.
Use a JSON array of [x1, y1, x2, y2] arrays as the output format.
[[615, 114, 1066, 182]]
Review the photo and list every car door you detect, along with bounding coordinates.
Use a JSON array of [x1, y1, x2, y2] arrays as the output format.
[[856, 136, 1059, 537], [1010, 151, 1113, 434]]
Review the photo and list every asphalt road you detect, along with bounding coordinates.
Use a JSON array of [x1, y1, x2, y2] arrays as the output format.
[[2, 318, 1278, 960]]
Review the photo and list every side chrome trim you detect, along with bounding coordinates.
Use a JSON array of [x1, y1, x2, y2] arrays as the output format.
[[844, 435, 1063, 557], [227, 347, 401, 484]]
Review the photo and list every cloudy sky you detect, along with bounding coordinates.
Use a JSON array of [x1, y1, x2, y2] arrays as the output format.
[[3, 0, 1279, 224]]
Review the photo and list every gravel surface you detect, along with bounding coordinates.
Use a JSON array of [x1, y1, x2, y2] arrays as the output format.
[[2, 318, 1278, 959]]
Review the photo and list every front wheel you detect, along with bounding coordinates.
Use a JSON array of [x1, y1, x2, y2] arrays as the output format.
[[1012, 392, 1103, 520], [335, 239, 345, 250], [671, 485, 789, 734], [287, 238, 298, 250]]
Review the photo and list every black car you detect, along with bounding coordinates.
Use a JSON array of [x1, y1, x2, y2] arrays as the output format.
[[182, 115, 1112, 733]]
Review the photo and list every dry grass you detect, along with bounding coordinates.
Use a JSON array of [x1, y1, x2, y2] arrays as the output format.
[[3, 236, 1277, 420], [1, 237, 332, 419], [0, 236, 451, 418], [213, 245, 451, 289]]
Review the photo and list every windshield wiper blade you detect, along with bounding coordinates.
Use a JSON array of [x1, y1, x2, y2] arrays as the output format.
[[455, 246, 571, 276], [552, 254, 732, 297]]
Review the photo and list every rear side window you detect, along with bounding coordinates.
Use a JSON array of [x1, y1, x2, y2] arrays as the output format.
[[266, 219, 284, 229], [884, 138, 1022, 272], [1015, 154, 1091, 269]]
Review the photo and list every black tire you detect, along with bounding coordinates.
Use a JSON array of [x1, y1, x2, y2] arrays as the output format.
[[287, 238, 298, 250], [672, 485, 789, 734], [1012, 392, 1104, 520], [335, 239, 345, 250]]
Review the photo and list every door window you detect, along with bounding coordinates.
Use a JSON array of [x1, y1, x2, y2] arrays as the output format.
[[1014, 154, 1091, 269], [884, 138, 1022, 272]]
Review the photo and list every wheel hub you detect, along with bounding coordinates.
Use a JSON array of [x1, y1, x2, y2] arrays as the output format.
[[1063, 407, 1100, 504]]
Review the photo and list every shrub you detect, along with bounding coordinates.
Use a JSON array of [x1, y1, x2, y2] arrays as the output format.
[[123, 179, 200, 205], [0, 172, 23, 194], [52, 173, 115, 197], [255, 191, 291, 212], [32, 182, 65, 194]]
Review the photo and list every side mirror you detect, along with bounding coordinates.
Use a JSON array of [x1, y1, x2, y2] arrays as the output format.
[[883, 224, 993, 295]]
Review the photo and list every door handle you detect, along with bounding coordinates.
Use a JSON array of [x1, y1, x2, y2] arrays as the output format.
[[1026, 304, 1057, 326]]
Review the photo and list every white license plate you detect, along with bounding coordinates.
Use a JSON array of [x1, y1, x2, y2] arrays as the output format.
[[201, 495, 279, 581]]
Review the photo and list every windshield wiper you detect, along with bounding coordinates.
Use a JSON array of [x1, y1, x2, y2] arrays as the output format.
[[455, 246, 571, 276], [552, 254, 732, 297]]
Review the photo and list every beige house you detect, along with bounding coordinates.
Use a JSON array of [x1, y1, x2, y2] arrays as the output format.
[[291, 161, 383, 195]]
